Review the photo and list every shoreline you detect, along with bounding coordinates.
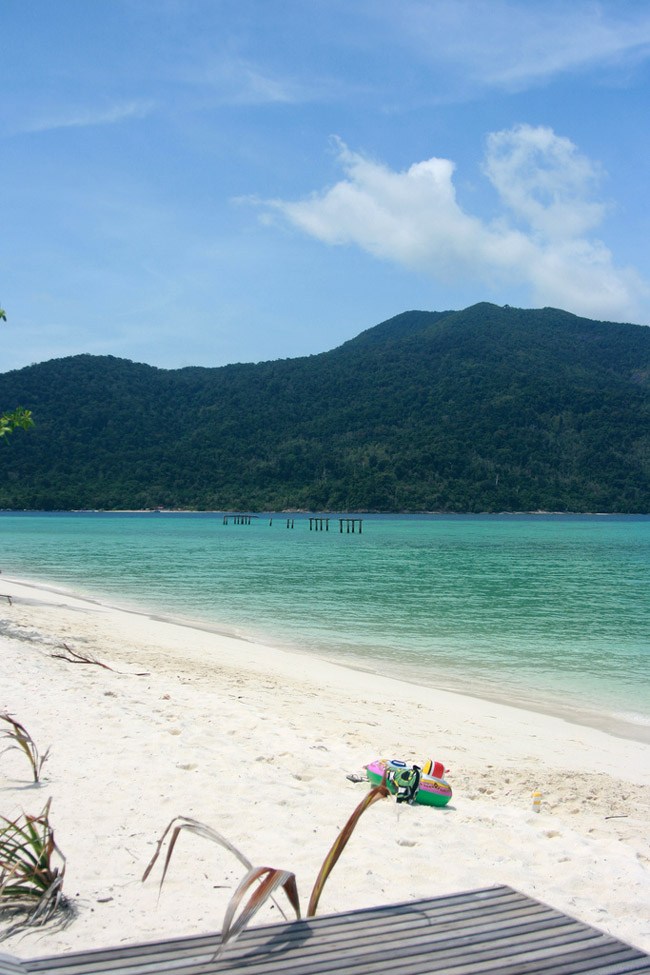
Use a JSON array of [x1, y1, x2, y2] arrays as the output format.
[[1, 576, 650, 958], [2, 509, 650, 516], [4, 572, 650, 747]]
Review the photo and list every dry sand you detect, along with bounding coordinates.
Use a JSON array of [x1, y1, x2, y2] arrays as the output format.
[[1, 576, 649, 960]]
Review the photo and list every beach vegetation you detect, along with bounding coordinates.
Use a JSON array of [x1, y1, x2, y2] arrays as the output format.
[[143, 775, 389, 956], [0, 302, 649, 512], [0, 798, 66, 926], [0, 307, 34, 440], [0, 406, 34, 439], [0, 713, 50, 783]]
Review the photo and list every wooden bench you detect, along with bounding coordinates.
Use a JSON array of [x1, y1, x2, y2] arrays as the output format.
[[2, 885, 649, 974]]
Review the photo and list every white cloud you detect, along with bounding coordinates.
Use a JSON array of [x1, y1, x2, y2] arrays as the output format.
[[483, 124, 606, 239], [261, 127, 647, 323]]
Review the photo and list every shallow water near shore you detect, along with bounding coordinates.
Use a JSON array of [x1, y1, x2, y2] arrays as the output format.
[[1, 511, 649, 740]]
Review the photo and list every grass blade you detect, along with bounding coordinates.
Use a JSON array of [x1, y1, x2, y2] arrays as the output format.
[[0, 712, 49, 783]]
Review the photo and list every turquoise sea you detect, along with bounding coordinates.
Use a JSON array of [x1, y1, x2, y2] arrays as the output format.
[[1, 512, 649, 742]]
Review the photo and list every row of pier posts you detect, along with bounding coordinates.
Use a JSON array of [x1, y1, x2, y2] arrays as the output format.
[[223, 515, 362, 533], [306, 517, 364, 532]]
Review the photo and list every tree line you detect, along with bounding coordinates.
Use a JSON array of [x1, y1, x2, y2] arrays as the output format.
[[0, 302, 649, 513]]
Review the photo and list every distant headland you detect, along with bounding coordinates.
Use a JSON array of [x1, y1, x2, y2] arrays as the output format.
[[0, 302, 648, 513]]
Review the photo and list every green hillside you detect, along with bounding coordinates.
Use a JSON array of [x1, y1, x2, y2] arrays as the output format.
[[1, 302, 649, 512]]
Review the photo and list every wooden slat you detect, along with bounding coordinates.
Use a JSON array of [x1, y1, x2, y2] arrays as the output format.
[[20, 888, 519, 975], [24, 889, 543, 975], [0, 952, 29, 975], [23, 887, 537, 970], [14, 896, 644, 975], [8, 886, 650, 975]]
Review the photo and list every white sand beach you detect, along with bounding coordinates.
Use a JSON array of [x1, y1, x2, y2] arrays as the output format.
[[1, 576, 649, 959]]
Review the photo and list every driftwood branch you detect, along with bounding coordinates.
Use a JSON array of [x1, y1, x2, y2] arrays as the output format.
[[52, 643, 115, 670], [52, 643, 149, 676], [0, 593, 13, 605]]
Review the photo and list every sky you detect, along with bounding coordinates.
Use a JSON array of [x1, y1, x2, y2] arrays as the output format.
[[2, 0, 650, 372]]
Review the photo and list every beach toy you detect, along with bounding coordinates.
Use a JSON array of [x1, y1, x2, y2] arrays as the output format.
[[422, 758, 445, 779], [365, 758, 452, 807]]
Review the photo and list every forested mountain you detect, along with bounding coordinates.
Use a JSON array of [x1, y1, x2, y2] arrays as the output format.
[[1, 302, 649, 512]]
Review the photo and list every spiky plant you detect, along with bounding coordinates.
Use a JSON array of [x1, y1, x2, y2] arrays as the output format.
[[0, 798, 66, 924], [0, 713, 50, 783]]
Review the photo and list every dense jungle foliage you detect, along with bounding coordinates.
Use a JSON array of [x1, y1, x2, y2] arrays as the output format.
[[0, 302, 649, 512]]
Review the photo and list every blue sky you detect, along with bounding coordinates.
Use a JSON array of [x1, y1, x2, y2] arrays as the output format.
[[2, 0, 650, 371]]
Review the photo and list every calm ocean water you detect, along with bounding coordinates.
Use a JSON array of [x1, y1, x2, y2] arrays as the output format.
[[1, 512, 649, 740]]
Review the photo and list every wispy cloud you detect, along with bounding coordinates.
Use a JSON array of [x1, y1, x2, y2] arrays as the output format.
[[259, 127, 647, 323], [378, 0, 650, 92], [22, 99, 155, 133], [179, 54, 312, 105]]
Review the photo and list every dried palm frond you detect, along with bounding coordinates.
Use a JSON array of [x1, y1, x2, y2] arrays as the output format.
[[143, 815, 294, 955], [142, 815, 254, 892], [144, 771, 391, 958], [216, 866, 300, 957], [307, 773, 389, 917]]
